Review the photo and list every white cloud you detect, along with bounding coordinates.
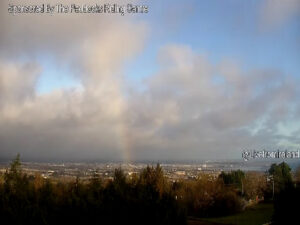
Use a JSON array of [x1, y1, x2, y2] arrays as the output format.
[[0, 62, 40, 106]]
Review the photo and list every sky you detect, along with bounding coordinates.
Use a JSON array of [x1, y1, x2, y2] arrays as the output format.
[[0, 0, 300, 162]]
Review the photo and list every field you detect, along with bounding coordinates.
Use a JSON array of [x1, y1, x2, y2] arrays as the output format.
[[188, 203, 273, 225]]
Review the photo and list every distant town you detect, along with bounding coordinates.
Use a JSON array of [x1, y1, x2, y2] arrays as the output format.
[[1, 159, 297, 182]]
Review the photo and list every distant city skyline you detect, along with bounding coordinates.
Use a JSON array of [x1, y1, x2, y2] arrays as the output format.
[[0, 0, 300, 161]]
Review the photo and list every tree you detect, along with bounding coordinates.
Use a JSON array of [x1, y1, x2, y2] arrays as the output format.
[[243, 172, 267, 200], [139, 164, 168, 195], [294, 165, 300, 185], [113, 167, 127, 190], [9, 153, 21, 174], [89, 171, 102, 191], [219, 170, 245, 191], [268, 162, 293, 194], [271, 163, 299, 225], [4, 153, 24, 192], [0, 157, 186, 225]]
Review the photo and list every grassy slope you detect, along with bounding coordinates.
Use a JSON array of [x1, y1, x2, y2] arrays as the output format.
[[188, 203, 274, 225]]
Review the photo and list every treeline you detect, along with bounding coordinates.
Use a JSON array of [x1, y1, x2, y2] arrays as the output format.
[[0, 155, 185, 225], [0, 155, 300, 225], [268, 162, 300, 225]]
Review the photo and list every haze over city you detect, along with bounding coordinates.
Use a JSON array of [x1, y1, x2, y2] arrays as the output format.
[[0, 0, 300, 162]]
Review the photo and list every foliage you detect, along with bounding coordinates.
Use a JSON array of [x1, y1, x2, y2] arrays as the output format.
[[294, 165, 300, 184], [219, 170, 245, 190], [270, 162, 300, 224], [243, 172, 267, 200], [268, 162, 293, 194], [272, 184, 300, 224], [173, 173, 243, 218], [5, 156, 295, 224], [0, 157, 186, 225]]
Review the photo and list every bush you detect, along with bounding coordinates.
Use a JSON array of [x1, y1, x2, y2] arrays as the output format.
[[0, 158, 186, 225]]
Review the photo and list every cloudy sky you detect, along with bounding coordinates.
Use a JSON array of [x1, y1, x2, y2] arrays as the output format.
[[0, 0, 300, 162]]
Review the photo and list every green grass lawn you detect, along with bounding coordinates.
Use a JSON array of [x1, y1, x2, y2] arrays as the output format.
[[197, 203, 274, 225]]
